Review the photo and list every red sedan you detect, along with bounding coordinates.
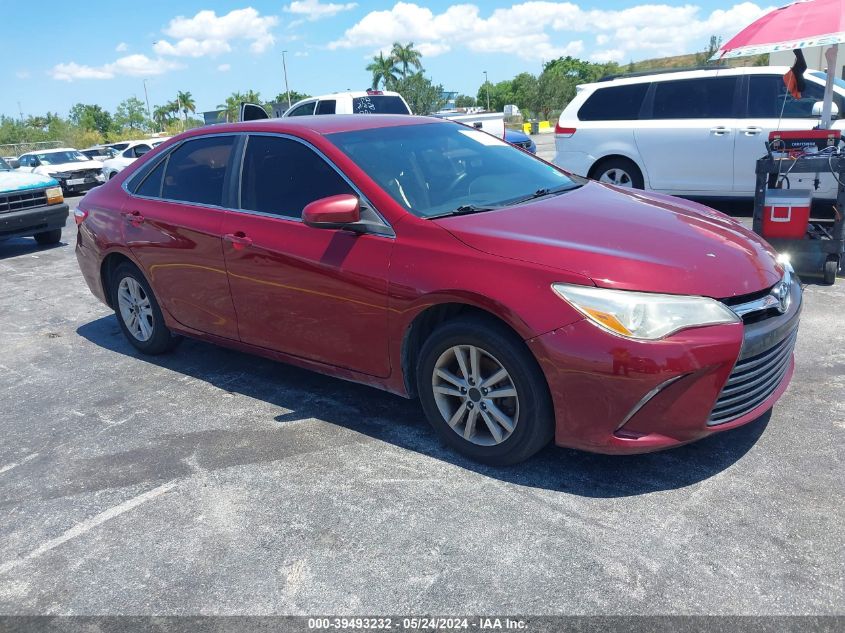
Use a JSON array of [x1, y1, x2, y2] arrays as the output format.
[[75, 116, 801, 465]]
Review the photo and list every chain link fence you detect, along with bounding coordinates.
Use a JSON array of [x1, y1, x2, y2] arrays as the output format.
[[0, 141, 64, 158]]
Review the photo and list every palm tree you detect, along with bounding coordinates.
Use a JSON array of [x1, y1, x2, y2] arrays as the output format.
[[217, 91, 245, 123], [152, 104, 173, 131], [176, 90, 196, 127], [366, 52, 399, 90], [390, 42, 423, 79]]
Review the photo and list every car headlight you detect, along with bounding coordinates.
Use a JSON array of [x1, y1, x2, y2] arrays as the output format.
[[552, 283, 740, 340], [45, 186, 64, 205]]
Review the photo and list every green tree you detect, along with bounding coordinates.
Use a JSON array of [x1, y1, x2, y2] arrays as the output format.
[[176, 90, 196, 126], [390, 42, 423, 79], [114, 97, 148, 132], [477, 80, 515, 112], [68, 104, 113, 136], [272, 91, 311, 106], [152, 104, 176, 130], [217, 92, 245, 122], [454, 94, 476, 108], [366, 52, 399, 90], [695, 35, 723, 66], [510, 72, 539, 117], [394, 73, 445, 115]]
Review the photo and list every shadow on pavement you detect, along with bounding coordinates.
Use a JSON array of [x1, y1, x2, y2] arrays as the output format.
[[0, 237, 68, 260], [76, 315, 769, 499]]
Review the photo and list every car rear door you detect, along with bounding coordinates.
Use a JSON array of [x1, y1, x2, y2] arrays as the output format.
[[121, 135, 239, 340], [221, 133, 393, 378], [633, 75, 740, 194]]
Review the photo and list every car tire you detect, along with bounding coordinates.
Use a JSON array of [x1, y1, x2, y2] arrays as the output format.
[[416, 316, 554, 466], [110, 262, 180, 355], [823, 257, 839, 285], [591, 157, 644, 189], [33, 229, 62, 245]]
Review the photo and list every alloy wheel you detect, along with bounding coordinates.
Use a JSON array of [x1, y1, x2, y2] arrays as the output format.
[[431, 344, 519, 446], [598, 168, 633, 187], [117, 277, 154, 342]]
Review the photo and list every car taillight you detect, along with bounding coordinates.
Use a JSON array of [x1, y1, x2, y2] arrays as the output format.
[[74, 207, 88, 225], [555, 124, 576, 137]]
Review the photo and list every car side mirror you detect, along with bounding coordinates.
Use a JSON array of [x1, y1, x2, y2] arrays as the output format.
[[811, 100, 840, 118], [302, 194, 361, 229]]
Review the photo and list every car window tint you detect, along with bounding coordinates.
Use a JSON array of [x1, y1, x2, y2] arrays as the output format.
[[748, 75, 845, 118], [578, 83, 649, 120], [289, 102, 315, 116], [352, 96, 411, 114], [651, 77, 738, 118], [161, 135, 235, 206], [240, 135, 354, 218], [134, 158, 167, 198], [134, 144, 151, 157], [316, 100, 337, 115]]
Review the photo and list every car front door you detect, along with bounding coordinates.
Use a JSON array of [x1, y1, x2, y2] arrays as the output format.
[[121, 135, 239, 340], [633, 76, 739, 194], [221, 133, 393, 377], [734, 74, 845, 196]]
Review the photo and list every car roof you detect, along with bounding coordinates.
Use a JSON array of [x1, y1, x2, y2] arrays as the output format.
[[297, 90, 404, 101], [19, 147, 79, 156], [581, 65, 813, 89], [185, 115, 446, 137]]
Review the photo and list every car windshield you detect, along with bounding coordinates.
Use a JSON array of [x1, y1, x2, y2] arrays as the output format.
[[0, 157, 10, 171], [35, 151, 88, 165], [328, 122, 579, 218]]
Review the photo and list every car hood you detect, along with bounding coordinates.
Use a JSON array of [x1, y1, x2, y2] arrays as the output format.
[[434, 182, 783, 299], [38, 160, 103, 172], [0, 170, 57, 193]]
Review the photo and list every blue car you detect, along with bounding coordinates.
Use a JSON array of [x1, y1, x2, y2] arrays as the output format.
[[0, 157, 68, 245], [504, 128, 537, 154]]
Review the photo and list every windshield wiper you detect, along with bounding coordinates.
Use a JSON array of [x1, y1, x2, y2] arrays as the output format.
[[506, 184, 581, 206], [427, 204, 500, 219]]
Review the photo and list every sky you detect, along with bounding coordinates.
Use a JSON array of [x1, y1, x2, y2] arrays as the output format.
[[2, 0, 775, 118]]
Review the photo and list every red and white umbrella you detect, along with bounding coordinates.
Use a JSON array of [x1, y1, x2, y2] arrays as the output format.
[[713, 0, 845, 127]]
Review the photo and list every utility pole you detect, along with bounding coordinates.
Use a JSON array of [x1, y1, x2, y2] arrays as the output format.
[[142, 79, 154, 131], [282, 50, 291, 109], [483, 71, 490, 111], [17, 101, 24, 122]]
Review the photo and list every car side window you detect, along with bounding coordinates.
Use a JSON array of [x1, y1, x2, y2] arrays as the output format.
[[316, 100, 337, 115], [122, 148, 134, 158], [748, 75, 845, 118], [651, 77, 738, 119], [134, 144, 151, 157], [134, 158, 167, 198], [239, 135, 354, 218], [161, 135, 235, 206], [289, 102, 316, 117], [578, 83, 649, 121], [19, 156, 30, 167]]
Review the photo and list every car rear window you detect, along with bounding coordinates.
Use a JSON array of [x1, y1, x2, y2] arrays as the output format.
[[578, 83, 649, 121], [650, 76, 738, 119], [352, 96, 411, 114]]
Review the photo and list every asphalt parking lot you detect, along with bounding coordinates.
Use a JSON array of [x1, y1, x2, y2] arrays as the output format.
[[0, 191, 843, 617]]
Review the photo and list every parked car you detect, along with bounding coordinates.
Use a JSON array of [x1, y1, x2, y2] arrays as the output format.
[[505, 128, 536, 153], [16, 148, 105, 194], [2, 156, 20, 169], [101, 138, 170, 180], [283, 90, 412, 117], [80, 145, 117, 161], [75, 116, 800, 465], [553, 66, 845, 198], [0, 156, 68, 245]]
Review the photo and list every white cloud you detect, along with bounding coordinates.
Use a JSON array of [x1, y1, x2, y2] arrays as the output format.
[[218, 63, 231, 72], [155, 8, 278, 57], [329, 1, 772, 62], [115, 42, 128, 52], [285, 0, 358, 21], [50, 55, 183, 81], [591, 49, 625, 63]]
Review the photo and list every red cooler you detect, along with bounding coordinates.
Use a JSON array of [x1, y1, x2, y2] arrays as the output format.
[[762, 189, 812, 239]]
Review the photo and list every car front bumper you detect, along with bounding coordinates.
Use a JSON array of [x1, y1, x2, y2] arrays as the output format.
[[528, 278, 802, 454], [0, 202, 69, 241]]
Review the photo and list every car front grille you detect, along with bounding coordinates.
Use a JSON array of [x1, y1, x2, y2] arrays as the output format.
[[707, 325, 798, 426], [65, 169, 100, 180], [0, 189, 47, 215]]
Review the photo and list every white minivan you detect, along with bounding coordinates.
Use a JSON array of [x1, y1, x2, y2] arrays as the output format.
[[553, 66, 845, 199]]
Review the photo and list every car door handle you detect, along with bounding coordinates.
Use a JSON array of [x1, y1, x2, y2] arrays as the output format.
[[710, 126, 731, 136], [740, 126, 763, 135], [223, 232, 253, 249], [122, 210, 145, 225]]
